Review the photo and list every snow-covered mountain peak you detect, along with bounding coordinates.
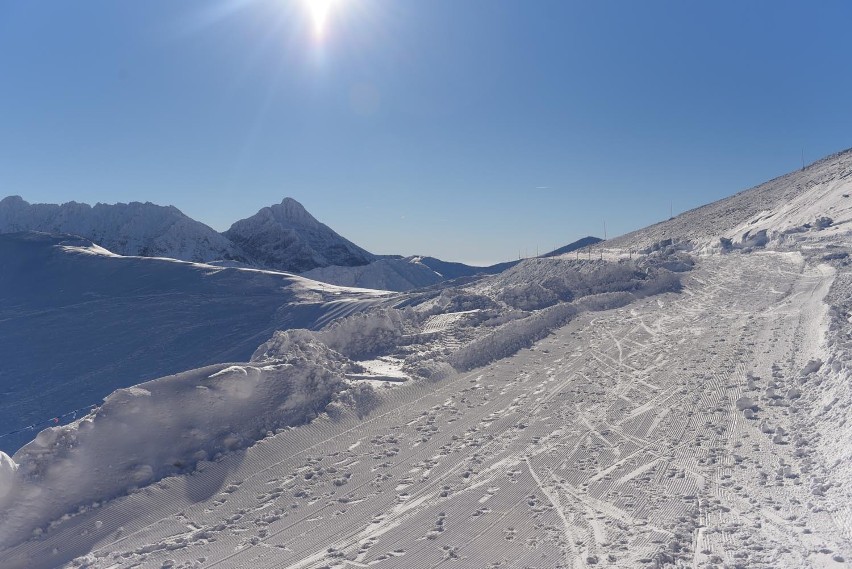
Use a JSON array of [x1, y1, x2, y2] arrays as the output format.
[[245, 197, 321, 229], [272, 197, 317, 225], [225, 197, 376, 273], [0, 196, 239, 262]]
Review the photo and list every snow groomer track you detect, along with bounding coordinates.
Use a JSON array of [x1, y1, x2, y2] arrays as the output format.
[[7, 251, 848, 569]]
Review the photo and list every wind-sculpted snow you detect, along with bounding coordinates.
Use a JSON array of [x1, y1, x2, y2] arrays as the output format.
[[0, 331, 362, 549], [0, 453, 16, 500], [256, 310, 415, 371], [297, 254, 684, 380], [0, 196, 238, 262], [315, 309, 412, 359]]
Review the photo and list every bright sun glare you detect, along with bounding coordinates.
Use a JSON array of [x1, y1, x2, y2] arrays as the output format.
[[302, 0, 342, 39]]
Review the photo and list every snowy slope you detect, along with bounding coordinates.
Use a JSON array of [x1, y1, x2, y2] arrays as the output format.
[[540, 235, 603, 257], [0, 232, 389, 454], [225, 198, 376, 272], [605, 148, 852, 253], [416, 256, 519, 279], [0, 196, 239, 262], [3, 153, 852, 568], [0, 334, 361, 551], [302, 237, 604, 292], [3, 251, 849, 569], [302, 257, 446, 291]]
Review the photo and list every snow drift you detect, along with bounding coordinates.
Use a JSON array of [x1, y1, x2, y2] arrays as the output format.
[[0, 333, 357, 549]]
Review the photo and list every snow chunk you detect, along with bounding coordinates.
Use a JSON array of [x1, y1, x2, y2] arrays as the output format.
[[801, 359, 823, 376], [0, 452, 18, 500]]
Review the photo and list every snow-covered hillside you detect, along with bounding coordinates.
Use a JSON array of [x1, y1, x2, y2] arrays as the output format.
[[3, 151, 852, 569], [0, 196, 239, 262], [225, 198, 376, 273], [605, 148, 852, 254], [0, 232, 389, 454], [540, 235, 603, 257], [302, 257, 445, 291], [302, 237, 605, 292]]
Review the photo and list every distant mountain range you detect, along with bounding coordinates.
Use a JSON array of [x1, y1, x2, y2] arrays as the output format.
[[0, 195, 599, 291], [0, 196, 238, 262]]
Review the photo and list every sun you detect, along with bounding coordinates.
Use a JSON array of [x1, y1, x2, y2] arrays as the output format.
[[302, 0, 342, 40]]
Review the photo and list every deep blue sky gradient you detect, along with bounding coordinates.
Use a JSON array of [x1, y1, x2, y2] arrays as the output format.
[[2, 1, 850, 264]]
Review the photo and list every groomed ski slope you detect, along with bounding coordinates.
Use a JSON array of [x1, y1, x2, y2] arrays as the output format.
[[4, 251, 847, 569]]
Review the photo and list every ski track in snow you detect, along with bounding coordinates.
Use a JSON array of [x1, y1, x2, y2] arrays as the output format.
[[3, 251, 848, 569]]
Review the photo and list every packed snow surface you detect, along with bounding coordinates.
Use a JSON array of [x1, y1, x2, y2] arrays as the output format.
[[3, 151, 852, 568]]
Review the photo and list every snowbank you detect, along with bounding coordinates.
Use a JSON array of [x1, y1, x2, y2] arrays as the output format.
[[315, 309, 411, 359], [448, 261, 682, 371], [0, 334, 350, 548], [449, 303, 579, 371], [255, 309, 415, 362], [0, 452, 17, 500]]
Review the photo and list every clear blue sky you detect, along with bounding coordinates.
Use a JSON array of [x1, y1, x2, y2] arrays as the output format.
[[2, 1, 851, 265]]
